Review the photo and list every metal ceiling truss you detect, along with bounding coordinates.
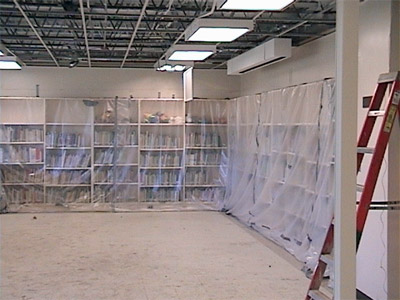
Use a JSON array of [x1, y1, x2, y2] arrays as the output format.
[[0, 0, 336, 68]]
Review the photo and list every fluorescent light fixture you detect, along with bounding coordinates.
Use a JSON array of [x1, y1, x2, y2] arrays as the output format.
[[185, 19, 254, 42], [0, 56, 21, 70], [154, 59, 193, 72], [166, 44, 217, 61], [218, 0, 295, 10], [0, 50, 4, 56]]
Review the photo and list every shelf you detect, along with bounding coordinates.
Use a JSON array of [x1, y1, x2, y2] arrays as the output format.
[[46, 184, 91, 187], [262, 123, 317, 126], [94, 123, 138, 126], [185, 123, 227, 127], [140, 123, 184, 126], [0, 162, 44, 165], [94, 182, 138, 185], [94, 163, 138, 167], [0, 142, 44, 145], [186, 147, 227, 150], [185, 184, 225, 188], [140, 166, 182, 170], [141, 185, 182, 188], [46, 123, 90, 126], [46, 146, 91, 150], [2, 183, 43, 186], [94, 145, 138, 148], [140, 148, 184, 151], [185, 165, 221, 168], [1, 123, 43, 126], [46, 167, 91, 170]]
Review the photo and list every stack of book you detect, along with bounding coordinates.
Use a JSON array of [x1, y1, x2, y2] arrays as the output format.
[[47, 152, 90, 168], [0, 126, 43, 143], [0, 146, 43, 163], [140, 132, 180, 148], [46, 132, 87, 147], [45, 170, 91, 184], [141, 152, 181, 167]]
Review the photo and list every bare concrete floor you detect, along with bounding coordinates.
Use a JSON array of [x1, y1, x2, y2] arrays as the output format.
[[1, 211, 309, 300]]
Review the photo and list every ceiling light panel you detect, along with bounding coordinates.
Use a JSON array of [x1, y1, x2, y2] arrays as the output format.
[[0, 56, 21, 70], [0, 50, 4, 56], [185, 19, 254, 42], [218, 0, 295, 10], [166, 45, 217, 61]]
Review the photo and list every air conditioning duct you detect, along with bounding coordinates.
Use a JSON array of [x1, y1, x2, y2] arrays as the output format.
[[227, 38, 292, 75]]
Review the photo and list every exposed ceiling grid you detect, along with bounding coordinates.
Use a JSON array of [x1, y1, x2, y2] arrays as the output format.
[[0, 0, 336, 68]]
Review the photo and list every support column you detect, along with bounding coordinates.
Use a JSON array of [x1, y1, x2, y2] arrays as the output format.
[[387, 1, 400, 299], [335, 1, 359, 299]]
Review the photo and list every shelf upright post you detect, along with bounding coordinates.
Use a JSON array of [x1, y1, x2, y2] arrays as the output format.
[[90, 99, 94, 203], [43, 98, 47, 203], [112, 96, 118, 210], [138, 98, 142, 202]]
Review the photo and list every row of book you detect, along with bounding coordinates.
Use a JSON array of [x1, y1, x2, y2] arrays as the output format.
[[140, 152, 181, 167], [140, 188, 180, 202], [185, 151, 222, 166], [45, 170, 91, 184], [0, 146, 43, 163], [93, 185, 138, 202], [46, 132, 89, 147], [94, 129, 138, 146], [186, 132, 224, 147], [184, 187, 225, 202], [46, 187, 90, 203], [0, 126, 43, 143], [140, 170, 182, 186], [94, 167, 138, 183], [1, 167, 44, 183], [141, 132, 181, 148], [185, 169, 221, 185], [3, 186, 43, 203], [94, 149, 137, 165], [46, 153, 90, 168]]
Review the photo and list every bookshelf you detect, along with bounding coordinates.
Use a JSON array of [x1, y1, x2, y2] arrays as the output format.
[[0, 97, 228, 205], [139, 99, 185, 202], [184, 99, 228, 202], [0, 98, 45, 204]]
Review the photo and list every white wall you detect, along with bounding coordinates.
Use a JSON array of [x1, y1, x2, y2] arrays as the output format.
[[356, 1, 394, 299], [238, 33, 335, 96], [0, 67, 240, 99]]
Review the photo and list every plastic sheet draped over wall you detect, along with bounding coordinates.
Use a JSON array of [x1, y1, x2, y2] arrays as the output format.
[[0, 97, 228, 212], [222, 79, 335, 269]]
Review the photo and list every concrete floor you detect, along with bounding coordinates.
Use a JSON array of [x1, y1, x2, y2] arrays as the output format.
[[0, 211, 309, 300]]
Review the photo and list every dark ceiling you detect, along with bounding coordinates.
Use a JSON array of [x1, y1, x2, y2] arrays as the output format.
[[0, 0, 336, 69]]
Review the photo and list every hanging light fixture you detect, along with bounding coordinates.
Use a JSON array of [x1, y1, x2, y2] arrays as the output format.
[[185, 19, 254, 42], [0, 56, 21, 70], [217, 0, 295, 11], [166, 45, 217, 61], [154, 59, 193, 72]]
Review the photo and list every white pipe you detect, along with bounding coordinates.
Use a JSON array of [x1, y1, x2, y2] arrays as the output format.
[[121, 0, 150, 68], [79, 0, 91, 68], [12, 0, 59, 67]]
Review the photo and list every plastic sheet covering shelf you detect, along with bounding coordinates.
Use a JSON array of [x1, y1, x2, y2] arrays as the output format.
[[0, 97, 226, 213], [221, 79, 335, 271]]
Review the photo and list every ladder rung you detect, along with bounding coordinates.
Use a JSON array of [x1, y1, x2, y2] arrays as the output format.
[[320, 254, 334, 266], [357, 147, 374, 154], [308, 290, 332, 300], [356, 184, 364, 192], [368, 110, 385, 117], [378, 71, 400, 83]]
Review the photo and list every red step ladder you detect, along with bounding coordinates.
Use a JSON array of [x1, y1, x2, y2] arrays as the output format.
[[306, 71, 400, 300]]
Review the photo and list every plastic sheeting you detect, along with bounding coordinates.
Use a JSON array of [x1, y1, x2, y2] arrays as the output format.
[[0, 97, 227, 212], [221, 79, 335, 270]]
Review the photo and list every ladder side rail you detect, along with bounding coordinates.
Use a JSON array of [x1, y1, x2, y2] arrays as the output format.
[[356, 80, 400, 248], [357, 83, 389, 172]]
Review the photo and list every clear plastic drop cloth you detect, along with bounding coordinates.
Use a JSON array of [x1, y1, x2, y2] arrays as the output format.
[[184, 99, 228, 203], [221, 79, 336, 270], [0, 97, 226, 213]]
